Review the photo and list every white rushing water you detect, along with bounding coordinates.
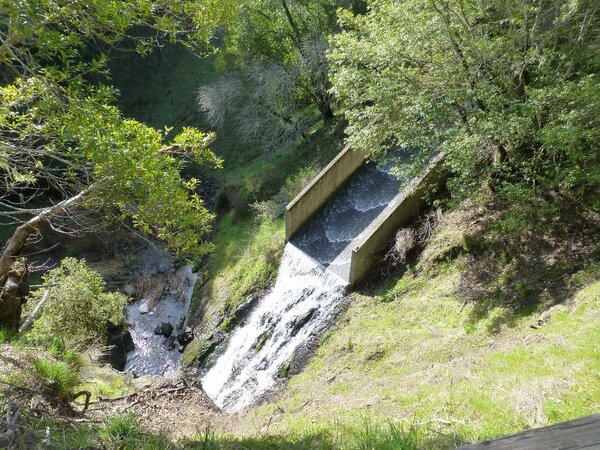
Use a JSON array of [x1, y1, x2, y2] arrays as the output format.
[[202, 244, 347, 412]]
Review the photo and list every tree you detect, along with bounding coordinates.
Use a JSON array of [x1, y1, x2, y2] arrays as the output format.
[[198, 61, 311, 151], [223, 0, 357, 123], [330, 0, 600, 201], [0, 0, 238, 330]]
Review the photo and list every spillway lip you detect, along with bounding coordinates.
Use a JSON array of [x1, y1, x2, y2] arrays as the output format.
[[287, 242, 350, 286]]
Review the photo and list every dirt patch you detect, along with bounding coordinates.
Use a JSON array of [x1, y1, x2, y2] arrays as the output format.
[[88, 378, 233, 440]]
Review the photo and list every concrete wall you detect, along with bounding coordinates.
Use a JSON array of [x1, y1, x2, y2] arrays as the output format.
[[348, 154, 448, 286], [285, 145, 368, 241]]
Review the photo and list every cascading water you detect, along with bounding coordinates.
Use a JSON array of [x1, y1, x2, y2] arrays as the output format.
[[202, 244, 347, 411], [202, 160, 409, 412]]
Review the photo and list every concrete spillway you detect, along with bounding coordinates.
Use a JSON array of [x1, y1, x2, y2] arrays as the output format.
[[290, 161, 409, 282], [287, 149, 447, 285], [202, 147, 446, 412]]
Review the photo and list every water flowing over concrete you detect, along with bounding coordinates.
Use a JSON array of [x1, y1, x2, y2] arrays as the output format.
[[291, 162, 408, 281], [202, 160, 409, 412], [202, 245, 347, 412]]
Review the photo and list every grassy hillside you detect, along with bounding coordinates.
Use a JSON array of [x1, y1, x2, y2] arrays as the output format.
[[225, 200, 600, 447]]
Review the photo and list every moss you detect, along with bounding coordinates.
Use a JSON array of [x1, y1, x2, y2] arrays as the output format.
[[182, 335, 220, 368], [189, 213, 285, 328], [220, 318, 232, 332]]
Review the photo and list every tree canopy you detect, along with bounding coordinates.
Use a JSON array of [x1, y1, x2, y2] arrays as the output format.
[[330, 0, 600, 205], [0, 0, 241, 261], [0, 0, 241, 329]]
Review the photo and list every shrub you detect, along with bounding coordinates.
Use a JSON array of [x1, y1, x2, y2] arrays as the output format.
[[26, 258, 129, 346], [251, 166, 318, 221]]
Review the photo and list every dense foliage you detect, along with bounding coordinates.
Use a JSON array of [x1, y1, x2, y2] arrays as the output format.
[[197, 0, 360, 153], [330, 0, 600, 207], [26, 258, 128, 345], [0, 0, 237, 256]]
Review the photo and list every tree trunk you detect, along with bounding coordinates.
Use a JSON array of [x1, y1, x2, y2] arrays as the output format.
[[0, 263, 28, 332], [317, 99, 334, 121], [18, 289, 49, 334], [0, 190, 87, 330]]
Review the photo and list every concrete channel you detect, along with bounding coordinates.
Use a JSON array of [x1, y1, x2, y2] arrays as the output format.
[[285, 148, 447, 286]]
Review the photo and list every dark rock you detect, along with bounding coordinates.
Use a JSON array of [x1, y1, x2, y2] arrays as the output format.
[[233, 295, 259, 322], [165, 334, 177, 350], [290, 308, 317, 337], [103, 326, 135, 371], [176, 315, 186, 332], [277, 359, 292, 378], [251, 323, 275, 352], [177, 327, 194, 346], [154, 322, 174, 338]]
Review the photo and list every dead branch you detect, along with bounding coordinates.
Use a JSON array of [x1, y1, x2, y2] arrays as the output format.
[[19, 289, 49, 334]]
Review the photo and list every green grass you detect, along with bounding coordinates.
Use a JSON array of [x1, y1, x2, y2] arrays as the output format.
[[15, 415, 424, 450], [190, 212, 285, 322], [32, 357, 81, 399], [231, 231, 600, 448]]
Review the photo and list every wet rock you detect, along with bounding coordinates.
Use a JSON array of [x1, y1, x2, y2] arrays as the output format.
[[103, 326, 135, 371], [290, 308, 317, 337], [232, 295, 259, 324], [277, 359, 291, 378], [154, 322, 174, 338], [176, 315, 186, 332], [165, 334, 177, 350], [123, 284, 136, 296], [251, 323, 275, 352], [177, 327, 194, 346], [138, 300, 150, 314]]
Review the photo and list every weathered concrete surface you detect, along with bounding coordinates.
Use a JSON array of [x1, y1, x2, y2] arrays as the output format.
[[348, 153, 448, 286], [459, 413, 600, 449], [285, 145, 368, 241]]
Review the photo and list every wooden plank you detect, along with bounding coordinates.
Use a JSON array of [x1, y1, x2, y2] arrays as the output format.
[[459, 414, 600, 449]]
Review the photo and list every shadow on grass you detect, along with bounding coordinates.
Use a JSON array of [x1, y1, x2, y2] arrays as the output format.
[[9, 413, 471, 450], [454, 194, 600, 333], [182, 421, 468, 450]]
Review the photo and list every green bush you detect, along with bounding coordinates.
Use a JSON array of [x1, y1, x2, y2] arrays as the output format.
[[26, 258, 129, 346]]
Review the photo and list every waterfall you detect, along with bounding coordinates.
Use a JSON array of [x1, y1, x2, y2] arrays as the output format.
[[202, 244, 347, 412], [202, 160, 407, 412]]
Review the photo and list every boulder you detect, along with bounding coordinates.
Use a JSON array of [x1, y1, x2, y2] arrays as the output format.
[[103, 327, 135, 371], [123, 284, 136, 296], [175, 315, 186, 332], [153, 322, 174, 338], [177, 327, 194, 346], [138, 299, 150, 314], [165, 334, 177, 350], [290, 308, 317, 337]]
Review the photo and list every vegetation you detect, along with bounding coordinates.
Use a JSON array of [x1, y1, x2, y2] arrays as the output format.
[[0, 0, 234, 330], [1, 0, 600, 448], [237, 205, 600, 446], [25, 258, 129, 346], [331, 0, 600, 209]]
